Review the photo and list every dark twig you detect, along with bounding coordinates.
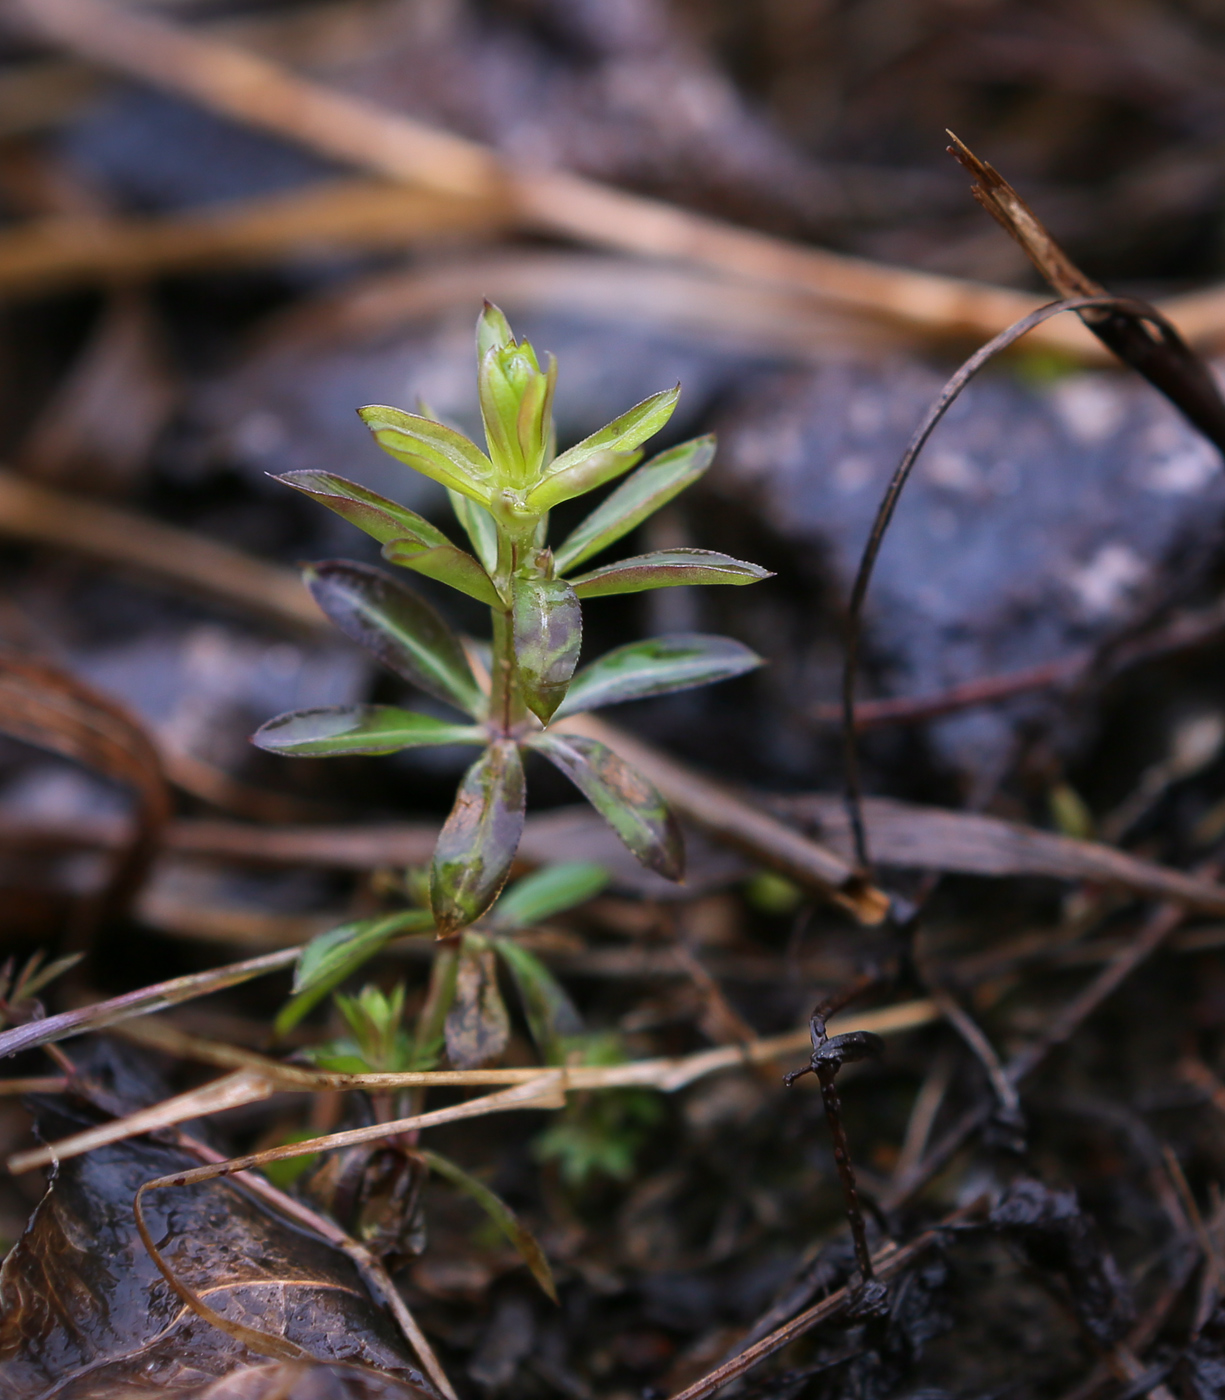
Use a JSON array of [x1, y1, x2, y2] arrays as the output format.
[[785, 977, 887, 1289]]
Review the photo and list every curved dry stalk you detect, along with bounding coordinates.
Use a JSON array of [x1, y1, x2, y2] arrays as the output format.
[[10, 1001, 940, 1174], [841, 293, 1178, 870]]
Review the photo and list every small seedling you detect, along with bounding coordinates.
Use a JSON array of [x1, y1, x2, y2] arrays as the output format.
[[254, 303, 770, 934], [277, 860, 610, 1064]]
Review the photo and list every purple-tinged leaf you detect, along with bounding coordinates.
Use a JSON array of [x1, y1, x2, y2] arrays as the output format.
[[252, 705, 485, 757], [553, 436, 716, 573], [382, 538, 502, 607], [431, 740, 526, 934], [527, 732, 683, 881], [554, 634, 763, 719], [274, 471, 451, 550], [419, 1148, 557, 1301], [305, 561, 484, 718], [444, 937, 510, 1068], [359, 404, 493, 504], [570, 549, 772, 598], [512, 575, 582, 723], [493, 936, 583, 1065]]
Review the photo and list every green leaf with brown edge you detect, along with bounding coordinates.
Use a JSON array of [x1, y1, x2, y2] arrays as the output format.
[[553, 436, 716, 573], [418, 1148, 557, 1302], [382, 538, 502, 606], [523, 447, 641, 512], [252, 704, 485, 757], [569, 548, 772, 598], [275, 909, 434, 1037], [359, 404, 494, 504], [553, 634, 763, 719], [448, 487, 500, 573], [526, 732, 683, 881], [488, 861, 610, 929], [541, 385, 679, 482], [431, 740, 526, 934], [493, 937, 583, 1065], [273, 470, 452, 550], [444, 936, 511, 1069], [305, 561, 485, 719], [511, 574, 582, 723]]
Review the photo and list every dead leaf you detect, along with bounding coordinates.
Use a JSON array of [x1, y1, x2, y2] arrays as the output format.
[[444, 941, 510, 1070], [0, 1095, 437, 1399]]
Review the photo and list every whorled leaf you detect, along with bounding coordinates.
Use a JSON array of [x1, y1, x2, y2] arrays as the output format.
[[523, 447, 641, 513], [539, 385, 679, 484], [431, 740, 526, 934], [252, 704, 485, 757], [448, 487, 500, 574], [382, 538, 502, 606], [493, 937, 583, 1065], [444, 938, 510, 1069], [569, 548, 773, 598], [553, 634, 764, 720], [553, 435, 716, 573], [511, 574, 582, 723], [358, 404, 494, 504], [273, 470, 451, 550], [527, 732, 683, 880], [418, 1148, 557, 1302], [274, 909, 435, 1037], [489, 861, 610, 929], [305, 561, 485, 718], [478, 334, 557, 487]]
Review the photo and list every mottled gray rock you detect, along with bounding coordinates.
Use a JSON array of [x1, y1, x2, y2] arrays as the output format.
[[712, 356, 1225, 774]]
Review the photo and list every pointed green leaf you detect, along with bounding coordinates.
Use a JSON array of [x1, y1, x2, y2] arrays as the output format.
[[493, 937, 583, 1065], [252, 704, 485, 757], [477, 300, 514, 360], [445, 937, 510, 1068], [489, 861, 610, 929], [431, 740, 526, 934], [418, 1148, 557, 1302], [359, 404, 494, 504], [382, 538, 502, 606], [523, 447, 641, 513], [570, 548, 772, 599], [512, 575, 582, 723], [479, 339, 556, 487], [527, 732, 683, 881], [553, 436, 716, 573], [274, 471, 452, 549], [542, 385, 679, 482], [448, 488, 499, 574], [306, 561, 485, 718], [275, 908, 434, 1036], [553, 635, 763, 719]]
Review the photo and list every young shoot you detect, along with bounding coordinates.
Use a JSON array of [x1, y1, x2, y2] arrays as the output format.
[[254, 303, 771, 935]]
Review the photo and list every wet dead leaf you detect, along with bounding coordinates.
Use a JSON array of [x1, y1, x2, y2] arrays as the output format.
[[0, 1098, 437, 1400]]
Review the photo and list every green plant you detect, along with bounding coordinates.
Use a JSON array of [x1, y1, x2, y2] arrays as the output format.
[[253, 303, 770, 935], [279, 861, 609, 1072], [533, 1032, 663, 1187]]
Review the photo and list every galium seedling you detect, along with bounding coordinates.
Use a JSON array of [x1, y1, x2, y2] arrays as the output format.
[[254, 302, 771, 935]]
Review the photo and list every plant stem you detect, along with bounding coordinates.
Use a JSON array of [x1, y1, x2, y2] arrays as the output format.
[[817, 1062, 875, 1285], [489, 605, 523, 737]]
